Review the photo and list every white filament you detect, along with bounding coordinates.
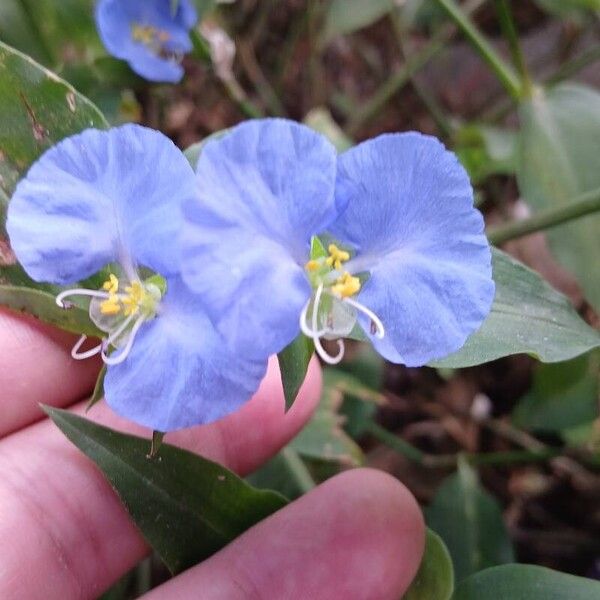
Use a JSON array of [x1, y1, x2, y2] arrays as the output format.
[[58, 288, 145, 366], [306, 284, 345, 365], [101, 316, 146, 366], [299, 283, 386, 365], [343, 297, 385, 339], [71, 334, 103, 360], [56, 288, 111, 308]]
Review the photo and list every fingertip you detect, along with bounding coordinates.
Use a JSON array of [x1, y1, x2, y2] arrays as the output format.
[[147, 467, 425, 600]]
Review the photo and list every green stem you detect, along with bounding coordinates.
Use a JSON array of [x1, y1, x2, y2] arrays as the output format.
[[434, 0, 521, 99], [346, 0, 485, 135], [546, 45, 600, 86], [281, 447, 316, 493], [346, 29, 447, 135], [365, 421, 426, 463], [488, 186, 600, 245], [190, 30, 264, 119], [366, 421, 561, 468], [495, 0, 533, 96], [391, 13, 453, 138]]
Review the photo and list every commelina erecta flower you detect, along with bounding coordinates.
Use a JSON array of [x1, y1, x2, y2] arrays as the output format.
[[6, 124, 266, 431], [180, 118, 495, 367], [96, 0, 198, 83]]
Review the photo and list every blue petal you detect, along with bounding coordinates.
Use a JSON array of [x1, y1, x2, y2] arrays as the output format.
[[181, 118, 339, 358], [104, 277, 267, 431], [7, 124, 196, 284], [96, 0, 197, 83], [332, 133, 495, 366]]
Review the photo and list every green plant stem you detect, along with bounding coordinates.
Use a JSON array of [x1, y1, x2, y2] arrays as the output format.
[[488, 186, 600, 245], [281, 447, 316, 493], [190, 30, 264, 119], [346, 29, 447, 135], [494, 0, 532, 96], [365, 421, 561, 468], [346, 0, 485, 135], [391, 13, 453, 138], [434, 0, 521, 100], [546, 45, 600, 86]]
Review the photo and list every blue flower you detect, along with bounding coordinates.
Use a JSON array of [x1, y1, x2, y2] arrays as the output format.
[[7, 124, 266, 431], [181, 119, 495, 367], [96, 0, 198, 83]]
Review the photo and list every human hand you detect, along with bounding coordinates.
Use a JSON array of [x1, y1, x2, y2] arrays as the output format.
[[0, 308, 425, 599]]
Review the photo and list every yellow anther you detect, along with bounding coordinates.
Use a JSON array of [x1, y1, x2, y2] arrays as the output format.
[[326, 244, 351, 271], [122, 281, 147, 316], [102, 274, 119, 295], [331, 272, 361, 299], [131, 23, 170, 47], [100, 296, 122, 316], [305, 260, 320, 272]]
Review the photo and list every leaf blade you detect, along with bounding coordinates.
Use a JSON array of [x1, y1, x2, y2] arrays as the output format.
[[45, 407, 288, 574]]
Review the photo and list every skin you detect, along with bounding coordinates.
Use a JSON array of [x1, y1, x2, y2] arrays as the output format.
[[0, 307, 425, 600]]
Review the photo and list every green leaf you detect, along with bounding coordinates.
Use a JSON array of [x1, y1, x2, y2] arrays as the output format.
[[518, 83, 600, 310], [512, 353, 599, 432], [322, 0, 395, 43], [304, 107, 353, 152], [278, 334, 314, 411], [45, 407, 288, 574], [0, 40, 107, 202], [87, 366, 106, 411], [290, 369, 365, 466], [426, 459, 514, 582], [432, 249, 600, 368], [0, 284, 102, 336], [0, 1, 54, 65], [0, 39, 107, 244], [404, 529, 454, 600], [455, 124, 517, 184], [453, 564, 600, 599]]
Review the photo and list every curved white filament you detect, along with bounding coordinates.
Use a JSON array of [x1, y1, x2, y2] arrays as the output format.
[[101, 316, 146, 366], [71, 335, 103, 360], [310, 284, 345, 365], [56, 288, 111, 308], [343, 297, 385, 339], [299, 299, 328, 338]]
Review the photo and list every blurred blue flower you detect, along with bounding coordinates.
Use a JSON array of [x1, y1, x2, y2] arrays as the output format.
[[7, 124, 266, 431], [96, 0, 198, 83], [181, 119, 494, 366]]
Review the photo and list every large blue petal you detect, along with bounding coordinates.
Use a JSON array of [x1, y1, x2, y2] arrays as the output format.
[[332, 133, 494, 366], [7, 125, 196, 284], [96, 0, 196, 83], [181, 118, 339, 358], [104, 277, 267, 431]]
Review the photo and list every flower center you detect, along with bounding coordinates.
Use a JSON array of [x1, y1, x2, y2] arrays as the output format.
[[131, 23, 182, 62], [56, 272, 164, 366], [301, 242, 384, 365]]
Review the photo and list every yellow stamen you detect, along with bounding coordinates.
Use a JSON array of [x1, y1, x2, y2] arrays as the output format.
[[122, 281, 146, 316], [305, 259, 320, 272], [325, 244, 351, 271], [102, 273, 119, 295], [331, 272, 361, 298], [100, 296, 121, 315], [131, 23, 170, 47]]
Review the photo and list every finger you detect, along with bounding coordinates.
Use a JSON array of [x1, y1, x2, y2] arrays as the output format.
[[145, 469, 425, 600], [0, 357, 321, 600], [0, 308, 101, 437]]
